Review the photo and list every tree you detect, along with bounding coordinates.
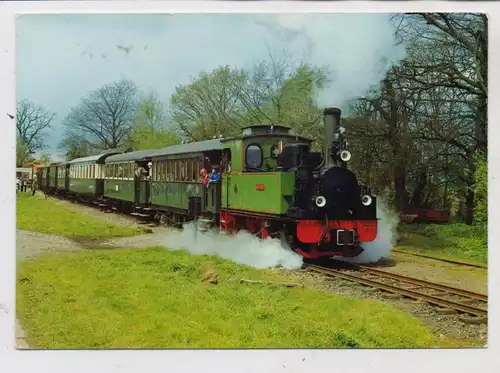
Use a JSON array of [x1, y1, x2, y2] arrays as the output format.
[[39, 153, 51, 165], [474, 151, 487, 229], [16, 99, 55, 156], [128, 126, 180, 151], [396, 13, 488, 223], [135, 90, 167, 129], [59, 132, 91, 161], [62, 78, 139, 150], [170, 49, 326, 144], [124, 90, 181, 150], [170, 65, 246, 141], [16, 138, 31, 167]]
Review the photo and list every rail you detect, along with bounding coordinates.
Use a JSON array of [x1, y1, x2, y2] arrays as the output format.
[[305, 263, 488, 320], [391, 249, 487, 269]]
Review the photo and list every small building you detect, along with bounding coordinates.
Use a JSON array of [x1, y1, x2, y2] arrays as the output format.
[[16, 167, 33, 180]]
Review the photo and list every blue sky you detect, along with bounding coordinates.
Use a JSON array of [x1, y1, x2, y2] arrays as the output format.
[[16, 13, 404, 159]]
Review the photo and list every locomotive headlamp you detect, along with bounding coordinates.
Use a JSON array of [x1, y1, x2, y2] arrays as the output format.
[[315, 196, 327, 208], [340, 150, 352, 162], [361, 195, 373, 206]]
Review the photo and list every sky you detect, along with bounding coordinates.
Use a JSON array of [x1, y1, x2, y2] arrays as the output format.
[[16, 13, 405, 160]]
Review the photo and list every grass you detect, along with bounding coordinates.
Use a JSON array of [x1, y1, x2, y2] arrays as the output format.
[[396, 223, 487, 265], [17, 247, 445, 349], [16, 193, 142, 239]]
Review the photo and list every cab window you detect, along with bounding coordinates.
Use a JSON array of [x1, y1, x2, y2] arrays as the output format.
[[245, 144, 262, 169]]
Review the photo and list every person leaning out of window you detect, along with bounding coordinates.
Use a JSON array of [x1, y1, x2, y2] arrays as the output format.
[[206, 165, 221, 188]]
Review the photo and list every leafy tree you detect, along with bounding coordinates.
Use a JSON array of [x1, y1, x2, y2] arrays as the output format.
[[170, 65, 246, 141], [128, 126, 180, 151], [16, 138, 31, 167], [59, 133, 91, 161]]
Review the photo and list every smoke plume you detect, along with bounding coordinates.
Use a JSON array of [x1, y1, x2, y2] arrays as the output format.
[[260, 13, 406, 107], [338, 199, 400, 264], [164, 224, 304, 270]]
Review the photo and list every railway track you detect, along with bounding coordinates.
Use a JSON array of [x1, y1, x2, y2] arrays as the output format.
[[305, 262, 488, 321], [391, 249, 487, 269]]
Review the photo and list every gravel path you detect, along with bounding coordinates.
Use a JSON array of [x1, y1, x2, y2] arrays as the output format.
[[16, 227, 176, 260]]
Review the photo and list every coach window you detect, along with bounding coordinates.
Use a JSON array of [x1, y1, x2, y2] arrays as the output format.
[[130, 163, 134, 179], [180, 160, 185, 181], [186, 160, 191, 181], [118, 164, 123, 179], [245, 144, 263, 169], [165, 161, 170, 181]]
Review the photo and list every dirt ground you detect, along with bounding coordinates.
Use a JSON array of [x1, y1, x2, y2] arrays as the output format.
[[16, 195, 488, 348]]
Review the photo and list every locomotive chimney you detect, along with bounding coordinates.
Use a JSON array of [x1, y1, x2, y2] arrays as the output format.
[[323, 107, 341, 169]]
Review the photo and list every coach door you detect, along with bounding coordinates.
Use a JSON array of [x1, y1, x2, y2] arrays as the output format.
[[65, 164, 70, 190], [134, 160, 151, 206]]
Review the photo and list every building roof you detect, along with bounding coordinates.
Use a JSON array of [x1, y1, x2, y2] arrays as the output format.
[[16, 168, 32, 173]]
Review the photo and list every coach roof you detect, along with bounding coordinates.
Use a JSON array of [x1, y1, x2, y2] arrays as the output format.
[[149, 139, 223, 158], [68, 150, 122, 164], [105, 149, 156, 163]]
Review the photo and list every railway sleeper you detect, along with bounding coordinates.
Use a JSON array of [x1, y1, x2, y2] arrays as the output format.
[[435, 308, 457, 315], [459, 316, 487, 325]]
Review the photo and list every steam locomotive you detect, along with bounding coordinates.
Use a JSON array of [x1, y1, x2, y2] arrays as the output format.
[[37, 107, 378, 260]]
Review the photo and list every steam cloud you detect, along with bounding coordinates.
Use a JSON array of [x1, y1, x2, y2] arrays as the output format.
[[260, 13, 406, 107], [337, 199, 400, 264], [164, 224, 304, 270]]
